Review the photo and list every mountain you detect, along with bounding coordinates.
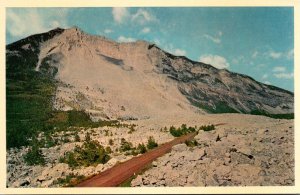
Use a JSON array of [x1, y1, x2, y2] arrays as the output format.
[[6, 27, 294, 123]]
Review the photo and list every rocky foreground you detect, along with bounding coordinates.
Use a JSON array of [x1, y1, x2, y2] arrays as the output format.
[[132, 116, 294, 186], [6, 114, 294, 187]]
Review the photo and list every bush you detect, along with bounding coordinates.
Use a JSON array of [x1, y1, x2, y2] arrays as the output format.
[[128, 126, 136, 134], [60, 140, 110, 168], [147, 136, 158, 150], [23, 144, 45, 165], [119, 138, 133, 152], [42, 133, 56, 148], [169, 124, 196, 137], [169, 126, 182, 137], [137, 143, 147, 154], [199, 124, 215, 131], [105, 146, 112, 154], [185, 139, 199, 147]]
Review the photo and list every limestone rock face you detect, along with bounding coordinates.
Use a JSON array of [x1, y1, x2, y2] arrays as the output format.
[[6, 27, 293, 121]]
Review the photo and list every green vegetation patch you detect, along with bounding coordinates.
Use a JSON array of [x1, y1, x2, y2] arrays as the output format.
[[185, 139, 199, 147], [23, 140, 46, 166], [146, 136, 158, 150], [250, 110, 294, 119], [199, 124, 215, 131], [59, 140, 111, 168], [169, 124, 196, 137], [6, 71, 57, 149], [47, 110, 120, 131], [119, 138, 149, 156]]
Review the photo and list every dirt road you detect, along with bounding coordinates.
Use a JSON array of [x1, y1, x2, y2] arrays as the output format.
[[77, 124, 226, 187], [76, 131, 198, 187]]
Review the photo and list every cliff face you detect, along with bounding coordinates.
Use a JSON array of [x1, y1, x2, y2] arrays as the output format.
[[6, 27, 294, 120], [150, 48, 293, 114]]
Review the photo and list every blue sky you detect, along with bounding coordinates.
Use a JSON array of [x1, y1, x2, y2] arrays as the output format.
[[6, 7, 294, 91]]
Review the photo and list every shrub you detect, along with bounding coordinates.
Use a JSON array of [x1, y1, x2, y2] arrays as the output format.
[[137, 143, 147, 154], [40, 133, 57, 148], [108, 139, 114, 146], [60, 140, 110, 168], [169, 126, 182, 137], [185, 139, 199, 147], [200, 124, 215, 131], [128, 126, 136, 134], [147, 136, 158, 150], [23, 144, 45, 165], [120, 138, 133, 152], [105, 146, 112, 154], [169, 124, 196, 137]]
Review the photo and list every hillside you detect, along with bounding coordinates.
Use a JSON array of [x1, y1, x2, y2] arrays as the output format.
[[5, 27, 294, 187], [7, 27, 294, 120]]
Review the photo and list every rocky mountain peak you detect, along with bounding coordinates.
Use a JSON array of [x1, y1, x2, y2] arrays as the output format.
[[6, 28, 294, 120]]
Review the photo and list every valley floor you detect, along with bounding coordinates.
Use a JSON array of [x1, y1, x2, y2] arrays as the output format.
[[6, 113, 294, 187]]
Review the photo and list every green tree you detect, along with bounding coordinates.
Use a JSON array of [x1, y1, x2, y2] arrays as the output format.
[[137, 143, 147, 154], [147, 136, 158, 150], [24, 143, 45, 165]]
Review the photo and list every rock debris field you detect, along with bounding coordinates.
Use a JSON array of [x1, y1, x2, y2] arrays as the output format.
[[6, 114, 294, 187]]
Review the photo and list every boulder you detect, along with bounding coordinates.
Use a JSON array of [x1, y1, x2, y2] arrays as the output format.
[[106, 158, 118, 167], [172, 144, 188, 152], [95, 164, 104, 173], [131, 175, 143, 186], [185, 148, 206, 161]]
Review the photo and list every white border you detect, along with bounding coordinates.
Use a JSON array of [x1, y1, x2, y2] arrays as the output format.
[[0, 0, 298, 194]]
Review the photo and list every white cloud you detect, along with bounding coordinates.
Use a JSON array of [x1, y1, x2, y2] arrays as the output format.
[[218, 31, 223, 36], [131, 9, 156, 24], [104, 29, 113, 34], [173, 49, 186, 56], [141, 27, 150, 34], [252, 51, 258, 58], [118, 36, 136, 42], [204, 34, 221, 44], [272, 66, 286, 72], [271, 65, 293, 79], [274, 72, 294, 79], [112, 7, 129, 23], [262, 74, 268, 79], [199, 54, 230, 69], [162, 43, 187, 57], [264, 81, 271, 85], [6, 8, 69, 39], [153, 39, 161, 45], [269, 51, 282, 59]]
